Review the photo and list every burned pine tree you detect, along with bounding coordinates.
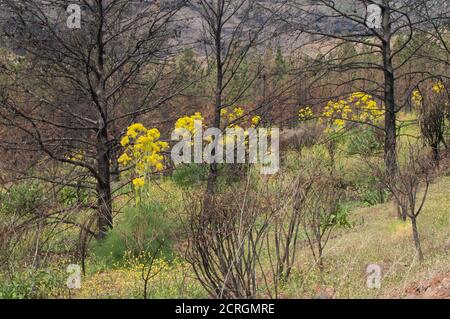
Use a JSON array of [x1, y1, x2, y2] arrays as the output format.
[[0, 0, 184, 238]]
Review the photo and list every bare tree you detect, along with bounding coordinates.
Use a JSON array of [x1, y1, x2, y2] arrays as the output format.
[[0, 0, 184, 238], [192, 0, 283, 205], [184, 172, 311, 299], [268, 175, 311, 283], [184, 182, 270, 299], [267, 0, 450, 176], [301, 176, 350, 274], [371, 142, 433, 261]]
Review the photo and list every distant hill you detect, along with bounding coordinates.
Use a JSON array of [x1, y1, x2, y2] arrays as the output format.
[[1, 0, 449, 54]]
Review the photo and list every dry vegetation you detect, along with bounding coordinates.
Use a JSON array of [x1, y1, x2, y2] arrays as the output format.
[[0, 0, 449, 299]]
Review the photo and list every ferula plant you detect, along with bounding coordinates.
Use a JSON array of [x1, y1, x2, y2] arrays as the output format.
[[118, 123, 169, 192], [299, 92, 384, 132]]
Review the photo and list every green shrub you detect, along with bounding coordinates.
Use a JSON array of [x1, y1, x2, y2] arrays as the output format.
[[0, 182, 45, 215], [0, 267, 67, 299], [93, 202, 174, 265], [171, 163, 209, 189], [284, 144, 331, 175], [343, 156, 389, 207], [358, 187, 390, 207], [326, 203, 352, 229], [171, 163, 242, 190], [58, 185, 90, 206], [346, 127, 383, 156]]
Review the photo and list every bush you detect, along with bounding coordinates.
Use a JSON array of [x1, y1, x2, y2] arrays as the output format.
[[358, 186, 390, 207], [346, 127, 383, 156], [0, 181, 45, 216], [172, 163, 243, 190], [58, 185, 90, 206], [279, 123, 324, 153], [345, 164, 389, 206], [302, 176, 351, 272], [0, 267, 67, 299], [93, 202, 174, 264], [171, 164, 209, 189], [284, 144, 331, 175]]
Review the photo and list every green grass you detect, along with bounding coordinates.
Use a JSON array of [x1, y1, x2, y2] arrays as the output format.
[[281, 175, 450, 298], [1, 112, 448, 299]]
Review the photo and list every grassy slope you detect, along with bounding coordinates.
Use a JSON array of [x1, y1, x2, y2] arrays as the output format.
[[283, 175, 450, 299], [77, 174, 449, 299], [78, 113, 449, 299]]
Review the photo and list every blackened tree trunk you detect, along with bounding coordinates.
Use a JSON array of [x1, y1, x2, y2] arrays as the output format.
[[95, 4, 112, 238], [206, 1, 224, 200], [382, 2, 398, 178], [317, 240, 324, 275], [198, 1, 267, 208], [110, 141, 121, 182], [431, 143, 440, 163], [96, 126, 113, 239]]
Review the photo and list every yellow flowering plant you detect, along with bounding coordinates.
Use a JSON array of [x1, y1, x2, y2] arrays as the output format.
[[298, 106, 314, 121], [220, 106, 262, 129], [75, 253, 206, 299], [174, 112, 205, 136], [320, 92, 384, 132], [221, 108, 270, 165], [173, 112, 208, 149], [251, 115, 261, 128], [119, 123, 169, 192], [432, 81, 445, 94], [412, 89, 423, 107], [67, 151, 84, 162], [171, 108, 266, 169], [412, 81, 446, 107]]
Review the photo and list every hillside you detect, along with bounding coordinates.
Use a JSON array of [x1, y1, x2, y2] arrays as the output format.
[[64, 174, 449, 299], [0, 0, 449, 304]]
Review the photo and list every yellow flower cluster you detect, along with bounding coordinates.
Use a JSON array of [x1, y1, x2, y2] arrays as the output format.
[[412, 81, 446, 108], [119, 123, 169, 189], [132, 177, 145, 188], [323, 99, 352, 129], [74, 253, 205, 299], [172, 109, 264, 155], [412, 89, 423, 106], [322, 92, 383, 130], [349, 92, 383, 121], [174, 112, 205, 136], [251, 115, 261, 128], [221, 107, 245, 128], [67, 151, 84, 161], [298, 106, 314, 121], [220, 106, 261, 129], [432, 81, 445, 94]]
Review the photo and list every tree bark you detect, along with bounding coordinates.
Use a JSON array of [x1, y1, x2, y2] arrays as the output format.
[[96, 126, 113, 239], [110, 142, 121, 182], [411, 217, 424, 262], [95, 1, 112, 239], [203, 1, 224, 214], [317, 243, 324, 275], [382, 2, 398, 177], [431, 143, 440, 163]]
